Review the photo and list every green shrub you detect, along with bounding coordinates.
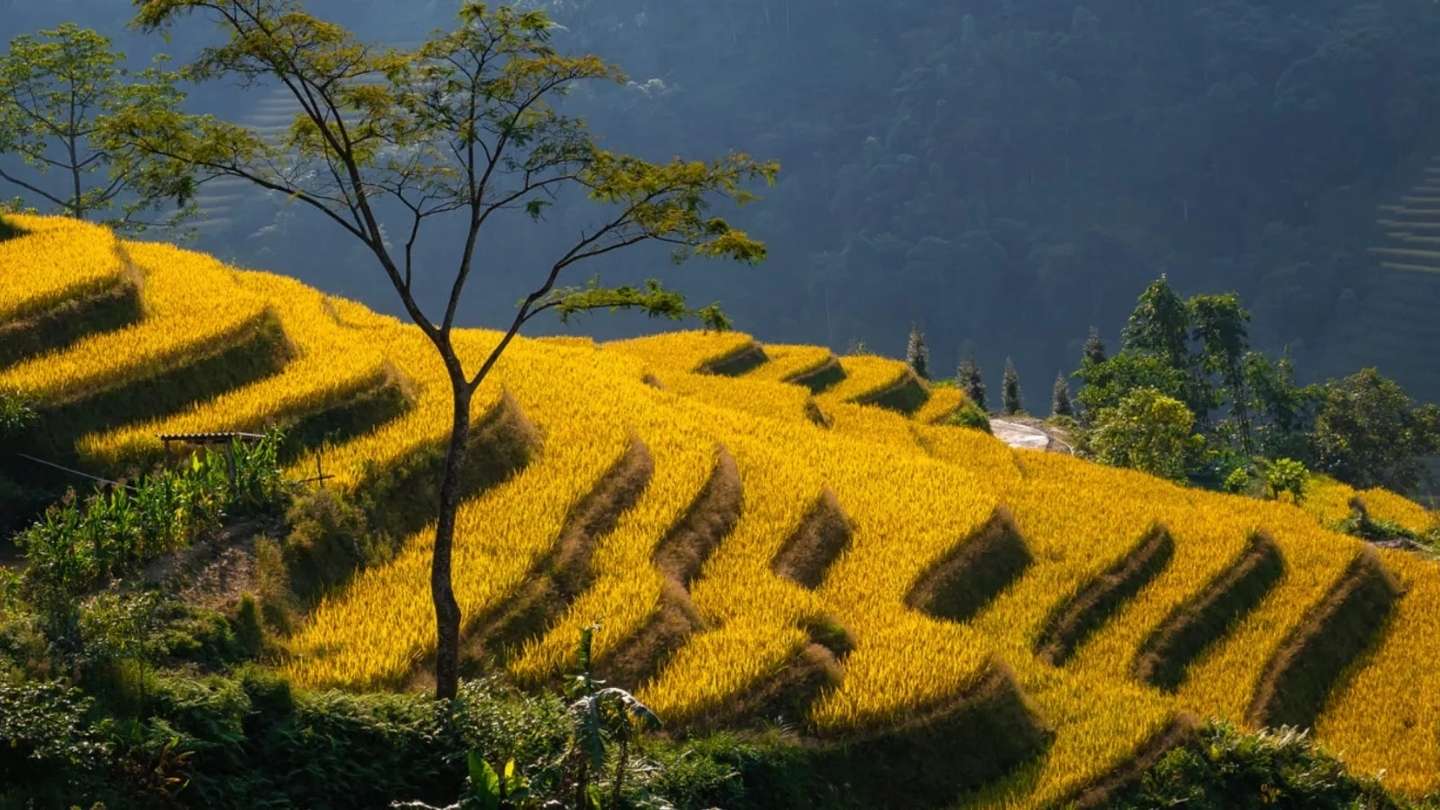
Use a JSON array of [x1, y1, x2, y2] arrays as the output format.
[[0, 387, 35, 437], [1223, 466, 1253, 495], [0, 678, 112, 802], [16, 432, 291, 644], [1114, 721, 1401, 809], [234, 595, 264, 658], [1264, 458, 1308, 502], [949, 402, 993, 434], [283, 488, 373, 600]]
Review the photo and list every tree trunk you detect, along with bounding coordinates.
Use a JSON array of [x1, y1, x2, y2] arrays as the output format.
[[432, 373, 471, 700]]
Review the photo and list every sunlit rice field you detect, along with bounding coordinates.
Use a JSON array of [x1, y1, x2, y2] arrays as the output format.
[[7, 217, 1440, 807]]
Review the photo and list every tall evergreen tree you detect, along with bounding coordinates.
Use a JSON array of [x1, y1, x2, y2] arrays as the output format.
[[906, 324, 930, 380], [958, 354, 986, 411], [1003, 358, 1023, 415], [1123, 274, 1190, 368], [1083, 326, 1107, 366], [1051, 372, 1073, 418]]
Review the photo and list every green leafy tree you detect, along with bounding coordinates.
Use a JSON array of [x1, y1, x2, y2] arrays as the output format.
[[111, 0, 776, 699], [957, 354, 986, 411], [1075, 351, 1188, 418], [1089, 387, 1198, 482], [905, 323, 929, 380], [1051, 371, 1073, 418], [1312, 369, 1440, 493], [1189, 293, 1252, 447], [1122, 274, 1190, 370], [1243, 351, 1321, 460], [1002, 357, 1023, 415], [0, 24, 191, 230], [1263, 458, 1308, 502]]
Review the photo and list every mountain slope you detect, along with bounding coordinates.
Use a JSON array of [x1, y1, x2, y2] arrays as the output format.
[[3, 216, 1438, 806]]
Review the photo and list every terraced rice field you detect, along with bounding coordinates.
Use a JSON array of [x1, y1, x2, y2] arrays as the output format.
[[6, 217, 1440, 807]]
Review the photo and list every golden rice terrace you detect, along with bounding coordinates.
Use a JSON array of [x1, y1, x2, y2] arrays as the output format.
[[4, 215, 1439, 807]]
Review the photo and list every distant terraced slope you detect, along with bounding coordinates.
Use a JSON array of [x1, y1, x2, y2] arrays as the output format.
[[1331, 156, 1440, 398], [4, 216, 1440, 807]]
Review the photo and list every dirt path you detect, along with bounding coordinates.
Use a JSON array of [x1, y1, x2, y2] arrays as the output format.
[[989, 418, 1072, 453]]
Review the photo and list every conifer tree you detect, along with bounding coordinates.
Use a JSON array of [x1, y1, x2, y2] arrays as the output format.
[[1003, 358, 1023, 415], [957, 354, 986, 411], [1052, 372, 1074, 418], [1083, 326, 1107, 366], [906, 324, 930, 379]]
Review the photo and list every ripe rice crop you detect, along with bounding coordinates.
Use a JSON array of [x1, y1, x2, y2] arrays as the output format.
[[1357, 486, 1436, 535], [0, 241, 266, 404], [15, 217, 1440, 806], [607, 330, 756, 373], [818, 354, 914, 405], [78, 271, 393, 465], [741, 343, 834, 384], [0, 215, 124, 323]]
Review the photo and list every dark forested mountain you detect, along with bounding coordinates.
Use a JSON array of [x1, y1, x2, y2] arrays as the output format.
[[4, 0, 1439, 407]]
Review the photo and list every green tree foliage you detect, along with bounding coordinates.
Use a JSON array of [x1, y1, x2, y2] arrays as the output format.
[[1051, 372, 1073, 418], [905, 324, 929, 380], [111, 0, 776, 700], [0, 24, 191, 230], [1241, 352, 1321, 461], [1001, 357, 1022, 415], [1123, 275, 1190, 370], [1089, 388, 1199, 482], [1263, 458, 1308, 502], [1082, 326, 1107, 367], [957, 354, 986, 412], [1312, 369, 1440, 493], [1188, 293, 1252, 445], [1075, 351, 1189, 418], [0, 679, 111, 795]]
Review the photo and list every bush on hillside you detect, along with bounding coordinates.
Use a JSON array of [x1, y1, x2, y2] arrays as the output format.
[[1114, 721, 1400, 810], [283, 488, 374, 600], [1089, 388, 1201, 481], [1263, 458, 1308, 502], [949, 402, 992, 434]]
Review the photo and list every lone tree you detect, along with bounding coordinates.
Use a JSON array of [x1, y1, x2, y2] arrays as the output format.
[[1082, 326, 1106, 367], [1051, 372, 1073, 418], [957, 353, 986, 411], [0, 24, 190, 230], [1002, 357, 1023, 415], [905, 324, 929, 380], [111, 0, 776, 699]]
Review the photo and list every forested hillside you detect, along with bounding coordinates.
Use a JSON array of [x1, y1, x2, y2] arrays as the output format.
[[2, 0, 1439, 406]]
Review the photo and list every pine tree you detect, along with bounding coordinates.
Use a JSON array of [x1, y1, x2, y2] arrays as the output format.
[[906, 324, 930, 380], [1083, 326, 1107, 366], [1002, 358, 1023, 415], [957, 354, 986, 411], [1051, 372, 1074, 418]]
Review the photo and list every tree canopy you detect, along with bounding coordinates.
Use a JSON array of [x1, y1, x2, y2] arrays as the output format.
[[0, 23, 190, 229]]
